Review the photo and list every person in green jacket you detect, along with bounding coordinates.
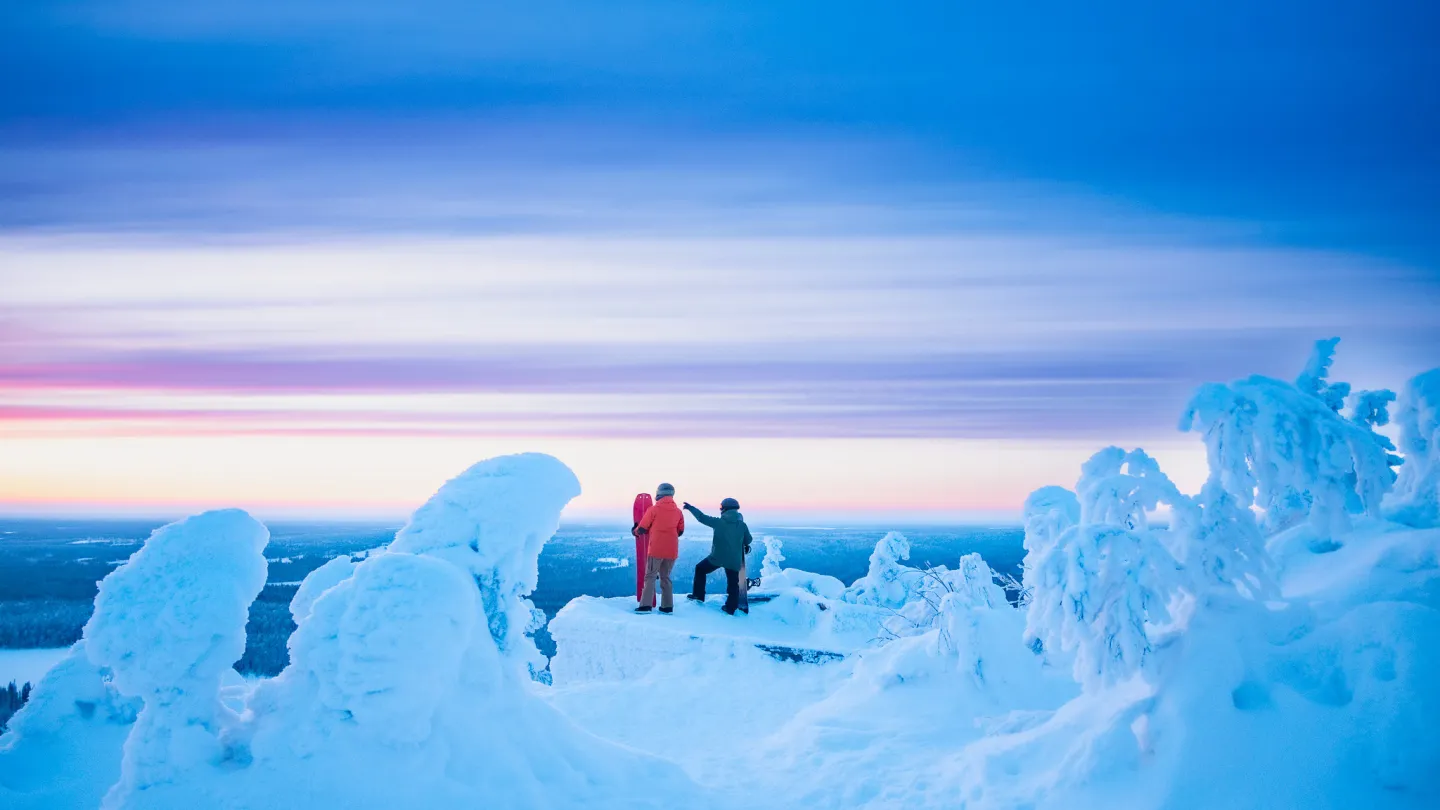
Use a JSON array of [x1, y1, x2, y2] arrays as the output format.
[[683, 497, 752, 615]]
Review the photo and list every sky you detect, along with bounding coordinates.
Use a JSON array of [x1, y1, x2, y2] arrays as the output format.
[[1, 1, 1438, 521]]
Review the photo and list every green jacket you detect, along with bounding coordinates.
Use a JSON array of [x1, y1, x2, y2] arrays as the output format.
[[684, 505, 753, 572]]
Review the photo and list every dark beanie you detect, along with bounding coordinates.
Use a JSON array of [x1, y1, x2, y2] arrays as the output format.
[[720, 497, 740, 511]]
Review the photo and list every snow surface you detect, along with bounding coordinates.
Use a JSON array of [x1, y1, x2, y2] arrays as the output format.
[[3, 347, 1439, 810], [550, 591, 885, 684], [0, 648, 70, 688]]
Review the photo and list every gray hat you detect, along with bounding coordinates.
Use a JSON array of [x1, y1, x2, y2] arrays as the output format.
[[656, 483, 675, 498]]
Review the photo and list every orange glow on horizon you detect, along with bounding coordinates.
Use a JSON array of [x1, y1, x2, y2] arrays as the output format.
[[0, 431, 1209, 521]]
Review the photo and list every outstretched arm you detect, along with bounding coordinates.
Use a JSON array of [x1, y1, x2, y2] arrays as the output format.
[[682, 502, 720, 528]]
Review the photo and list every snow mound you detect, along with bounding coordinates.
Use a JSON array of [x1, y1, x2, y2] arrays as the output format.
[[256, 551, 479, 746], [949, 530, 1440, 810], [287, 554, 355, 623]]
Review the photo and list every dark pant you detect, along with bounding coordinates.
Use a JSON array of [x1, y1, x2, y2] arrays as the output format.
[[692, 558, 741, 613]]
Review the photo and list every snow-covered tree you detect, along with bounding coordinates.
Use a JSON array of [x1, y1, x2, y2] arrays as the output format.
[[1180, 338, 1401, 538], [81, 510, 270, 807], [882, 553, 1008, 641], [1184, 477, 1275, 600], [1024, 522, 1179, 691], [844, 532, 922, 609], [390, 453, 582, 679], [1075, 446, 1194, 535], [759, 534, 786, 580], [1385, 368, 1440, 528], [1021, 486, 1079, 563], [1023, 449, 1184, 689]]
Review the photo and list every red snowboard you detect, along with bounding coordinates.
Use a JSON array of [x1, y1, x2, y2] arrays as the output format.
[[632, 492, 654, 605]]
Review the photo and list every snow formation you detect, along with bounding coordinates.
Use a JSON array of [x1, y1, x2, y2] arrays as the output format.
[[1387, 368, 1440, 528], [0, 453, 703, 810], [843, 531, 922, 608]]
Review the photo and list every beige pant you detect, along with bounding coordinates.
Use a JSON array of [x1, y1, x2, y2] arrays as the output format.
[[641, 556, 676, 610]]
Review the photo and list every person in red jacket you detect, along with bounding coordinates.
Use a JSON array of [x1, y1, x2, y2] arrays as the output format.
[[635, 482, 684, 613]]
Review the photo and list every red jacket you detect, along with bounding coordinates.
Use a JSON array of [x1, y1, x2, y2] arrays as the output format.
[[637, 496, 685, 559]]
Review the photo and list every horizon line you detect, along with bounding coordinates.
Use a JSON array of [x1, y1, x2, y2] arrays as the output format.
[[0, 505, 1023, 528]]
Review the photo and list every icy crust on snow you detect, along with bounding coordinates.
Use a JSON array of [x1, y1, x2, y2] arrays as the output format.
[[0, 453, 706, 810]]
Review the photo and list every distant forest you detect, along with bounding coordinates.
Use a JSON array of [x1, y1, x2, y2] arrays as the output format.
[[0, 681, 32, 733], [1, 520, 1024, 678]]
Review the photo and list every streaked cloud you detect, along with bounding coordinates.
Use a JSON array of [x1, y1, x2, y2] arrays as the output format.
[[3, 235, 1435, 446], [1, 1, 1435, 515]]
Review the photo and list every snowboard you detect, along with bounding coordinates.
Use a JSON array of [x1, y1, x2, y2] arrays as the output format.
[[632, 492, 654, 606]]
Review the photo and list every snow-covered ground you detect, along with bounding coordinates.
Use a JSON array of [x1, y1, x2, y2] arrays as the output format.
[[0, 649, 68, 688], [1, 340, 1437, 809]]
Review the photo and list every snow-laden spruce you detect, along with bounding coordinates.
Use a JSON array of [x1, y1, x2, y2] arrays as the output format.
[[881, 553, 1008, 642], [843, 531, 922, 608], [1387, 368, 1440, 528], [388, 453, 582, 678], [759, 534, 786, 579], [1180, 337, 1400, 538], [86, 510, 270, 809]]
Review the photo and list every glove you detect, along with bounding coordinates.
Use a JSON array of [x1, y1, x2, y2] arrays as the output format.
[[683, 501, 693, 510]]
